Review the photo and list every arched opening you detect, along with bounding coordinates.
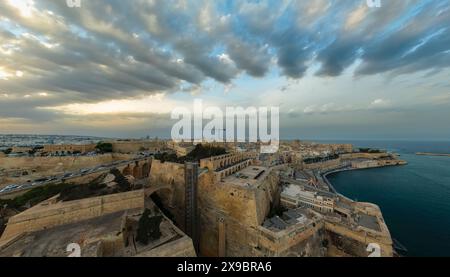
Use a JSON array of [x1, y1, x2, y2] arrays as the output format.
[[123, 165, 132, 176], [133, 165, 142, 179], [142, 162, 150, 178], [146, 186, 177, 226]]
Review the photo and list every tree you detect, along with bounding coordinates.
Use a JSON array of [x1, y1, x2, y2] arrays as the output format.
[[136, 209, 163, 245], [96, 142, 113, 153], [185, 144, 226, 161]]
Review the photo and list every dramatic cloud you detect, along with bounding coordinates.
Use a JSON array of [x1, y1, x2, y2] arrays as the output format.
[[0, 0, 449, 138]]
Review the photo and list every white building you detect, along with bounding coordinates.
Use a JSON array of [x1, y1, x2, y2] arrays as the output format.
[[281, 184, 335, 213]]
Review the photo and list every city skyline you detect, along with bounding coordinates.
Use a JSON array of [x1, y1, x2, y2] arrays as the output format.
[[1, 0, 450, 140]]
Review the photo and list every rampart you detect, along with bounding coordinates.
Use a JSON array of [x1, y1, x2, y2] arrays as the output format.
[[256, 218, 325, 256], [0, 190, 145, 242], [148, 160, 186, 229], [197, 168, 280, 256], [109, 140, 165, 153], [303, 157, 341, 171], [0, 153, 134, 186]]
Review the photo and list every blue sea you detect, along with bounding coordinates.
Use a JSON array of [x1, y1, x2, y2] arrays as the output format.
[[324, 140, 450, 257]]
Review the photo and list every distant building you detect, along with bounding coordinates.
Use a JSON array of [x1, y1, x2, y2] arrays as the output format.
[[165, 141, 196, 156], [281, 184, 335, 213], [11, 146, 32, 154], [199, 152, 258, 181], [42, 143, 96, 154]]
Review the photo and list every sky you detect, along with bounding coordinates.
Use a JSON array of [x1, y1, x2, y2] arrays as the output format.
[[0, 0, 449, 140]]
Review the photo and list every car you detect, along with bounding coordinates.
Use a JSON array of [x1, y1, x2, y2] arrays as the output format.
[[4, 184, 19, 190], [21, 183, 33, 189], [2, 185, 18, 192]]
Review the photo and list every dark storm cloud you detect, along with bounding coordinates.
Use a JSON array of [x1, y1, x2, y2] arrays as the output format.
[[0, 0, 450, 123]]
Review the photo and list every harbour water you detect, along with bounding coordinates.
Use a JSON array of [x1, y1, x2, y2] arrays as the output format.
[[326, 140, 450, 257]]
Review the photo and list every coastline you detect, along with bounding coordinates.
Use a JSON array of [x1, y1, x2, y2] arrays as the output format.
[[320, 160, 410, 256], [320, 160, 407, 201], [416, 152, 450, 157]]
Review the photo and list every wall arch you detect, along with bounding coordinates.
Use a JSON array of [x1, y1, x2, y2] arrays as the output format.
[[123, 165, 132, 176]]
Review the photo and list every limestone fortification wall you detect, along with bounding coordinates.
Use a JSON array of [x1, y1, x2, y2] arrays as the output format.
[[136, 236, 196, 257], [0, 171, 109, 200], [324, 222, 393, 257], [303, 157, 341, 171], [197, 169, 280, 256], [340, 152, 391, 160], [0, 154, 133, 180], [0, 190, 144, 242], [256, 219, 325, 257], [149, 160, 186, 228], [110, 140, 165, 153]]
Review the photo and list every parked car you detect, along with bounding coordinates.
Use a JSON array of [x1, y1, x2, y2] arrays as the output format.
[[21, 183, 33, 189], [4, 184, 19, 190]]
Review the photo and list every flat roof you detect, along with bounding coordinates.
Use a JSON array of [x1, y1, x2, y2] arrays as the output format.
[[222, 166, 268, 187], [357, 213, 381, 232], [336, 200, 352, 211], [0, 210, 127, 257]]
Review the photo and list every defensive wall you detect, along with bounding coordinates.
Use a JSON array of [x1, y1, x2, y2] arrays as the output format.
[[0, 153, 134, 186], [340, 152, 392, 160], [42, 143, 96, 154], [197, 167, 280, 257], [108, 140, 166, 153], [256, 216, 325, 257], [324, 222, 393, 257], [0, 157, 152, 200], [0, 189, 145, 243], [302, 157, 342, 171], [148, 160, 185, 229]]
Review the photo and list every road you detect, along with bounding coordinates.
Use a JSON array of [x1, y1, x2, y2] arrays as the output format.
[[0, 155, 153, 195]]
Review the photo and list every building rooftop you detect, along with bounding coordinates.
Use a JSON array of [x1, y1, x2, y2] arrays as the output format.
[[356, 213, 381, 232], [281, 184, 302, 197], [0, 205, 193, 257], [336, 200, 353, 211], [0, 210, 128, 257], [222, 166, 268, 187], [281, 183, 336, 199], [262, 208, 309, 231]]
